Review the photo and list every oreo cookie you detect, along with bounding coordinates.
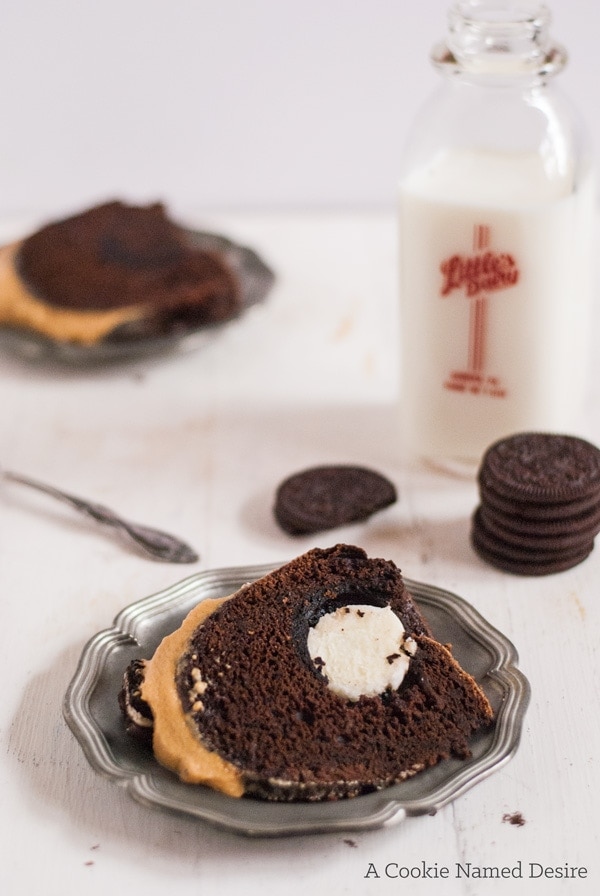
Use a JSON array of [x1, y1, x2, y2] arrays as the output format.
[[274, 465, 397, 535], [471, 516, 594, 577], [477, 505, 600, 552], [478, 432, 600, 504], [117, 658, 154, 743], [471, 432, 600, 576], [478, 479, 600, 523]]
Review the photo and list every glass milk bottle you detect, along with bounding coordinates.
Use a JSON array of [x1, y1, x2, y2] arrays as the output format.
[[399, 1, 596, 469]]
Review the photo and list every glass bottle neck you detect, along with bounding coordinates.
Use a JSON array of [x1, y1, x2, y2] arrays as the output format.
[[432, 1, 566, 82]]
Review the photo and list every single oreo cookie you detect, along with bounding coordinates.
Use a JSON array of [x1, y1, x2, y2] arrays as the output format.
[[479, 432, 600, 505], [274, 465, 397, 535], [471, 511, 594, 576]]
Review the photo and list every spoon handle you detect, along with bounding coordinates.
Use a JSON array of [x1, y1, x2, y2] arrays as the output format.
[[2, 469, 199, 563]]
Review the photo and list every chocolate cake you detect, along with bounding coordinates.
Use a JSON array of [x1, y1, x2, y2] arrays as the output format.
[[0, 201, 244, 345], [119, 545, 493, 802]]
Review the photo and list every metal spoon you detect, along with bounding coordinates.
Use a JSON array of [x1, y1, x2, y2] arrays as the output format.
[[1, 468, 199, 563]]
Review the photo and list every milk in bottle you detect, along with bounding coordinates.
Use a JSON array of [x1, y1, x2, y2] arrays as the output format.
[[399, 1, 596, 468]]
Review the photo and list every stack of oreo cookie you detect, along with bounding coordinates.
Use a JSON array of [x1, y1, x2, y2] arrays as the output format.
[[471, 432, 600, 575]]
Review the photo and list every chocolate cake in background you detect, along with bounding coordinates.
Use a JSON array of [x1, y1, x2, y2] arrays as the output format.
[[119, 545, 493, 802], [0, 200, 254, 346]]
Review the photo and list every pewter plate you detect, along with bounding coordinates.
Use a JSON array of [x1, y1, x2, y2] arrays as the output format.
[[63, 564, 530, 837], [0, 231, 274, 365]]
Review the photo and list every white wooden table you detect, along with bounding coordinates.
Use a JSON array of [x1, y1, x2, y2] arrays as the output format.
[[0, 211, 598, 895]]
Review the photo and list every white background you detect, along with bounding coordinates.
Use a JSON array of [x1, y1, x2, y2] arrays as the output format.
[[0, 0, 597, 220]]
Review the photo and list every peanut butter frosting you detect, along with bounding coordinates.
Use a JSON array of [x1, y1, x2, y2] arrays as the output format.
[[141, 593, 244, 796], [0, 242, 142, 345]]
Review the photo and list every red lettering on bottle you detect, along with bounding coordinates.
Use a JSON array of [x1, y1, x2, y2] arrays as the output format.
[[440, 251, 519, 298], [440, 224, 516, 399]]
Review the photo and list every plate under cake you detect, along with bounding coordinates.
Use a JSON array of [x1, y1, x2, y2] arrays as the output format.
[[64, 559, 529, 835]]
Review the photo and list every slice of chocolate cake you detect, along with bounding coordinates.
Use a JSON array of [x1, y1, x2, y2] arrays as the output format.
[[119, 546, 493, 802], [0, 201, 244, 346]]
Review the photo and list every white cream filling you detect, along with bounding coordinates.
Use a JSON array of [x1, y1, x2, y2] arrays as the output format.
[[307, 604, 417, 702]]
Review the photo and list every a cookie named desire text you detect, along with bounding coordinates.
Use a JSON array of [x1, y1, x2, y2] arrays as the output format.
[[363, 860, 588, 881]]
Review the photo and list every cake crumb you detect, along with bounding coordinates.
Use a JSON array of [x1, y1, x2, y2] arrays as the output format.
[[343, 838, 358, 848], [502, 811, 526, 826]]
